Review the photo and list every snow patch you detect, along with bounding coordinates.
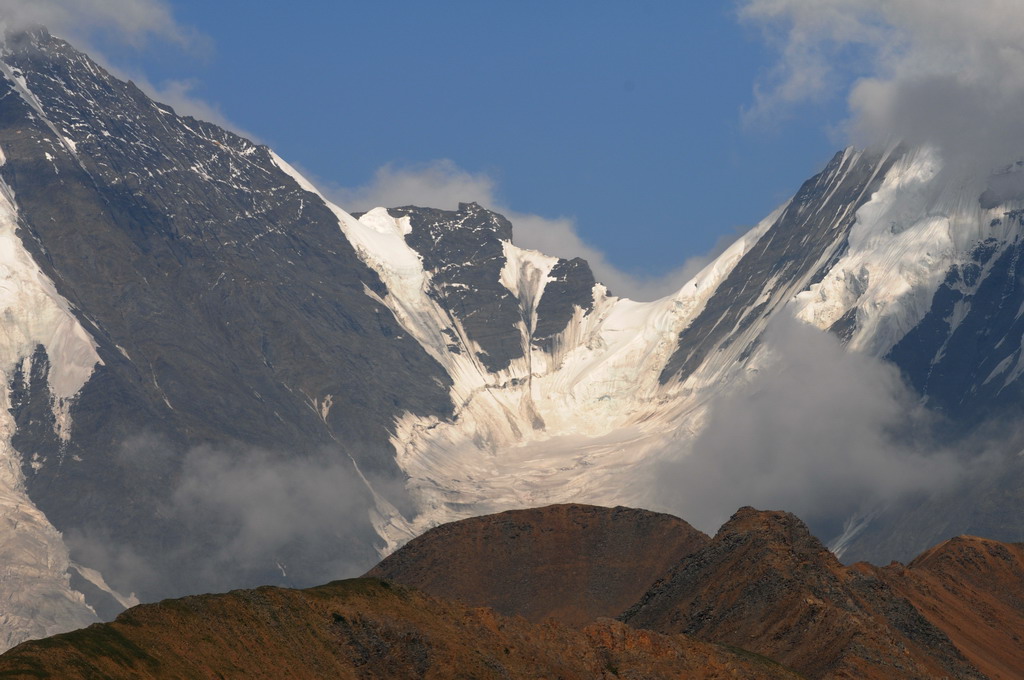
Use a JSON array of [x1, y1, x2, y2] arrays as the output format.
[[792, 147, 1006, 357], [69, 563, 138, 611]]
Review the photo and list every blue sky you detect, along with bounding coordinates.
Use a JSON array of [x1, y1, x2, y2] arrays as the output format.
[[72, 2, 853, 295]]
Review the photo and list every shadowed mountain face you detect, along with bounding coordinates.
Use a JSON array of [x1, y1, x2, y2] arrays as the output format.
[[0, 29, 610, 618], [365, 503, 710, 626], [0, 579, 802, 680], [0, 27, 458, 598]]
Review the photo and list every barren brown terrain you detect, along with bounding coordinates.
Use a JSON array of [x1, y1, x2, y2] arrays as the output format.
[[872, 536, 1024, 679], [0, 579, 800, 679], [366, 503, 710, 626], [3, 504, 1024, 679], [621, 507, 987, 679]]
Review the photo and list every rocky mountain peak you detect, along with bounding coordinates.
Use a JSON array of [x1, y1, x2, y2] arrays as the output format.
[[622, 504, 980, 679], [715, 506, 839, 567], [2, 26, 51, 49]]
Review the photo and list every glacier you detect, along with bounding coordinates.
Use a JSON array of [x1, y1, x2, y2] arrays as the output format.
[[272, 144, 1024, 554]]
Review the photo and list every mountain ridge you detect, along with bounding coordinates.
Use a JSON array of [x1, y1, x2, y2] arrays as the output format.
[[4, 503, 1024, 679], [0, 578, 804, 680], [0, 26, 1022, 650]]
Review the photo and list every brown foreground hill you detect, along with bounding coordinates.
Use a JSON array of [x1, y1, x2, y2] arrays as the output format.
[[3, 504, 1024, 679], [621, 507, 1005, 679], [371, 504, 1024, 679], [874, 535, 1024, 680], [0, 579, 801, 679], [365, 503, 710, 626]]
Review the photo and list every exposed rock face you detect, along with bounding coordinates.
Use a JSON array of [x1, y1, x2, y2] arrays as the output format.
[[384, 203, 597, 371], [365, 503, 710, 626], [659, 148, 899, 384], [531, 257, 596, 349], [388, 203, 526, 373], [621, 507, 985, 679], [0, 579, 802, 680], [0, 27, 456, 600]]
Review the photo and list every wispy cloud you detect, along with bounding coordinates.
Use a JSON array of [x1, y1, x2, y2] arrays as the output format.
[[65, 434, 386, 601], [0, 0, 198, 48]]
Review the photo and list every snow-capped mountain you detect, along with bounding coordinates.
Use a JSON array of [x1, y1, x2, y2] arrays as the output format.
[[0, 27, 1022, 650]]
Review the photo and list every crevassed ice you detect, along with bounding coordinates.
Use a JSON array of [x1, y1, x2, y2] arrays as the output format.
[[272, 149, 795, 549], [278, 147, 1022, 556]]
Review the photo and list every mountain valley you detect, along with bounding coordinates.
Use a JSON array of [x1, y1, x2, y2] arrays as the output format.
[[0, 24, 1020, 662]]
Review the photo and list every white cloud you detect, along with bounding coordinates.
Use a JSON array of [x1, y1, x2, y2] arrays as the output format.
[[647, 315, 968, 538], [330, 160, 730, 301], [0, 0, 196, 48], [66, 435, 387, 600], [333, 160, 497, 213], [740, 0, 1024, 175]]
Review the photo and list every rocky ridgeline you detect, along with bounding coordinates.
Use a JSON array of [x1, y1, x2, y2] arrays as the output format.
[[4, 504, 1023, 679]]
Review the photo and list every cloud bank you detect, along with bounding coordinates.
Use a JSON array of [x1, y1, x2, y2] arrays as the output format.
[[648, 316, 970, 539], [66, 436, 385, 602], [332, 160, 730, 301], [740, 0, 1024, 175]]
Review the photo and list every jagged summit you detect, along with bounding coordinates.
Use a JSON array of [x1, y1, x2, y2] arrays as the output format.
[[1, 25, 51, 46], [712, 506, 836, 563]]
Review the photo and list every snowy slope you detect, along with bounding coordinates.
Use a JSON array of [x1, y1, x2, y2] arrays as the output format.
[[289, 144, 1024, 554], [0, 163, 103, 649], [286, 151, 883, 543], [792, 147, 1009, 355]]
